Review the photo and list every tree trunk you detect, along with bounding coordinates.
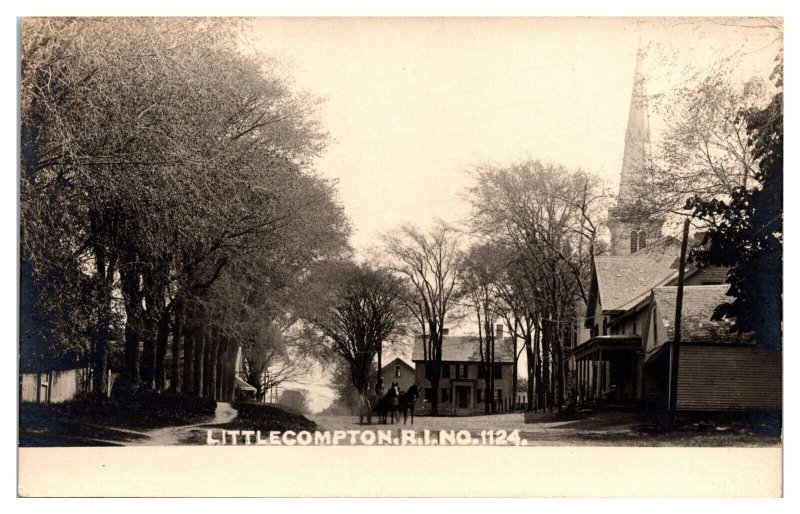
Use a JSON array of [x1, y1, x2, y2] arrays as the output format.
[[511, 319, 519, 411], [534, 322, 542, 411], [122, 321, 140, 395], [140, 316, 156, 390], [89, 214, 113, 398], [119, 263, 142, 394], [193, 326, 206, 397], [155, 310, 170, 391], [377, 343, 382, 383], [170, 299, 184, 393], [93, 285, 111, 398], [203, 332, 214, 399], [182, 326, 195, 395], [485, 316, 495, 414], [554, 332, 564, 410], [426, 323, 442, 416], [209, 338, 220, 401], [525, 332, 534, 411]]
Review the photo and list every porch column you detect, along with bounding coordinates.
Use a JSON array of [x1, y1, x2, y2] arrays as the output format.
[[586, 359, 591, 400], [598, 349, 604, 399], [583, 356, 591, 402], [584, 359, 589, 401], [587, 356, 592, 401]]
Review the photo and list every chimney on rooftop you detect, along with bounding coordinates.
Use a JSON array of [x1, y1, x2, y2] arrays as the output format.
[[495, 324, 503, 339]]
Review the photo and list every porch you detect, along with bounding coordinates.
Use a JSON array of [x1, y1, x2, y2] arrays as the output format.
[[573, 336, 641, 403]]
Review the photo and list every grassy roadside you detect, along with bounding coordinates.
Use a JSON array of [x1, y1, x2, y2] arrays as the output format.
[[180, 402, 317, 445], [19, 392, 216, 447]]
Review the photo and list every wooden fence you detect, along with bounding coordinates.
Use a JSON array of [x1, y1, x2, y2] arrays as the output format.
[[20, 368, 117, 403]]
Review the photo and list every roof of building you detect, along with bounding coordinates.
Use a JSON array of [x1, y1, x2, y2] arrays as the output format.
[[234, 376, 257, 392], [381, 357, 414, 373], [629, 236, 683, 265], [594, 254, 679, 312], [650, 285, 738, 345], [411, 336, 515, 363]]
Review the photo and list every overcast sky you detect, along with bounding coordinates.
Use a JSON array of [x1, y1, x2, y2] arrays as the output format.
[[247, 17, 781, 411]]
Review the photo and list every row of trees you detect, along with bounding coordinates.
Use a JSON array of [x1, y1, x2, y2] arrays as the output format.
[[316, 53, 784, 415], [21, 18, 349, 399], [312, 166, 604, 416]]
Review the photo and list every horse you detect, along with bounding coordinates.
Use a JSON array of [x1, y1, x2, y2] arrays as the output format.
[[376, 382, 400, 424], [358, 392, 374, 425], [399, 383, 420, 425]]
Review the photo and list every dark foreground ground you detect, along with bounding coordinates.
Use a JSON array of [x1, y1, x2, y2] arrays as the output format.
[[312, 406, 782, 447], [19, 393, 216, 446], [19, 397, 780, 447], [179, 402, 317, 445], [19, 397, 316, 446]]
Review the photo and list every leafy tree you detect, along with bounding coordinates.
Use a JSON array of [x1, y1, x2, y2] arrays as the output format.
[[20, 18, 349, 399], [638, 69, 772, 224], [278, 389, 312, 415], [300, 261, 409, 398], [687, 54, 783, 348]]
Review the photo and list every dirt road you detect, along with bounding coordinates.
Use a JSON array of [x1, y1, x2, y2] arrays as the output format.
[[127, 402, 238, 446]]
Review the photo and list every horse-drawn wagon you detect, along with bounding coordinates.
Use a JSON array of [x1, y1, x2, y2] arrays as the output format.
[[359, 380, 419, 425]]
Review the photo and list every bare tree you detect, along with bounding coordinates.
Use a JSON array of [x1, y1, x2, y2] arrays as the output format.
[[467, 161, 605, 411], [382, 221, 463, 416], [460, 243, 508, 413]]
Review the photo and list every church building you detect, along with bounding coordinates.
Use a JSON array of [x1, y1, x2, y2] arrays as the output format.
[[606, 46, 664, 255], [570, 45, 781, 416]]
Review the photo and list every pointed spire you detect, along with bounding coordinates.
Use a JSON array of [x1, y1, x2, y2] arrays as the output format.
[[617, 40, 651, 204]]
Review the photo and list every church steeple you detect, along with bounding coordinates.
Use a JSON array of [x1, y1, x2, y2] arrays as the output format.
[[618, 45, 651, 204], [607, 42, 663, 256]]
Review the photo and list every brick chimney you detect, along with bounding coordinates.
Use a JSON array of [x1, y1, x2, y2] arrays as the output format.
[[495, 324, 503, 339]]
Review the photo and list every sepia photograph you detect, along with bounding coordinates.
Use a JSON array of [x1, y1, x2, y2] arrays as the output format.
[[15, 14, 784, 497]]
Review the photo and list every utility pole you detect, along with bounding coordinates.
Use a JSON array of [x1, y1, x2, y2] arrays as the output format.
[[668, 218, 691, 428]]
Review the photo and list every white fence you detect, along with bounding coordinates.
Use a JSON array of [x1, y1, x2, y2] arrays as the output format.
[[20, 368, 118, 403]]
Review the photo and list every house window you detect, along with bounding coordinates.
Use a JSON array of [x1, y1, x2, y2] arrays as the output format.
[[395, 365, 401, 378], [441, 364, 451, 378], [494, 365, 503, 379], [441, 388, 451, 403], [424, 388, 434, 402], [630, 231, 639, 253], [496, 389, 503, 400], [477, 388, 484, 403], [477, 365, 486, 379], [639, 231, 647, 250], [456, 363, 468, 379]]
